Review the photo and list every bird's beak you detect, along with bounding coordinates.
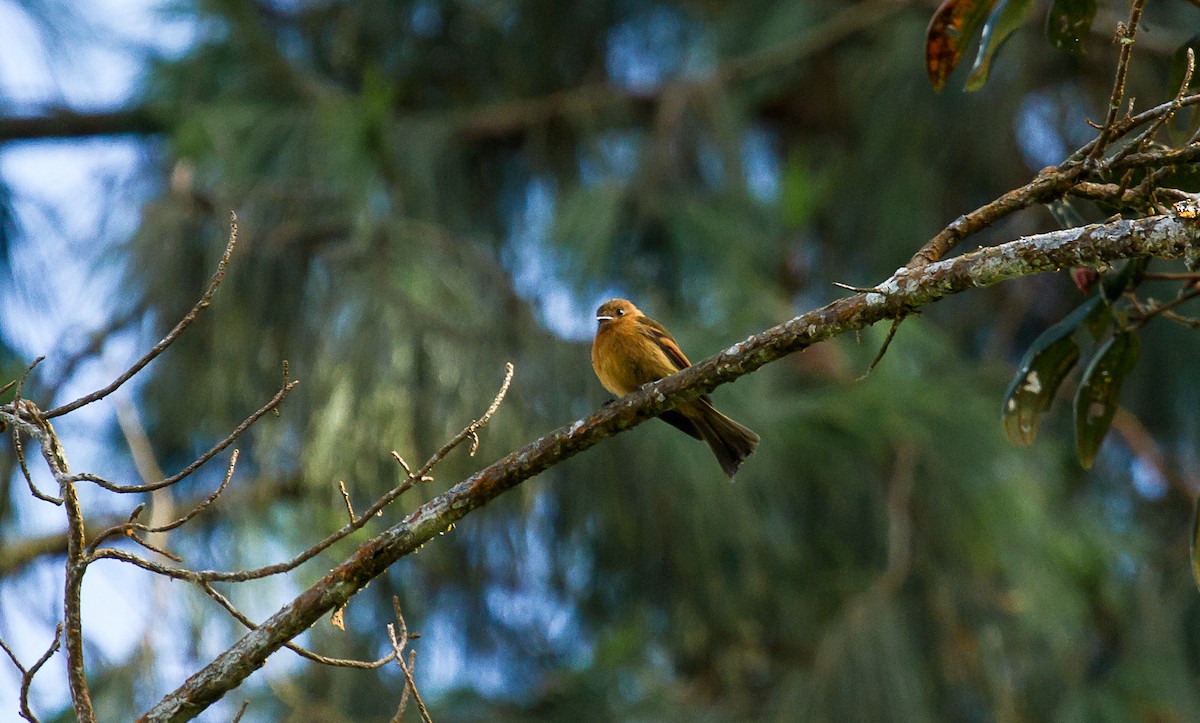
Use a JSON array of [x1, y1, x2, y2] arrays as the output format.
[[596, 315, 614, 322]]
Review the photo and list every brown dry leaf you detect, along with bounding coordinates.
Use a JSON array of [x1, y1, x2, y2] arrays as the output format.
[[925, 0, 997, 91]]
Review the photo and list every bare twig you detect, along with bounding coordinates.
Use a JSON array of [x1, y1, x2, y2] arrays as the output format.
[[198, 582, 398, 670], [128, 532, 183, 563], [8, 358, 62, 505], [74, 379, 297, 493], [388, 597, 431, 723], [391, 650, 418, 723], [1089, 0, 1148, 162], [833, 281, 882, 294], [391, 451, 416, 478], [419, 362, 514, 467], [11, 408, 62, 505], [1158, 311, 1200, 328], [142, 450, 240, 534], [0, 623, 63, 723], [97, 364, 515, 585], [44, 213, 240, 419], [337, 480, 355, 523], [231, 700, 250, 723], [1105, 48, 1195, 169], [86, 450, 240, 555], [1130, 287, 1200, 327], [86, 505, 145, 556], [857, 316, 905, 381]]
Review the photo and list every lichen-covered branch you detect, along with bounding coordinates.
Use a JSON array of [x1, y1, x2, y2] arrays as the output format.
[[140, 213, 1200, 722]]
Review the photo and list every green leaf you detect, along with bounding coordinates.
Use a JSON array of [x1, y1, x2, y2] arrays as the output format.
[[925, 0, 1001, 92], [965, 0, 1036, 92], [1001, 295, 1106, 445], [1073, 331, 1139, 469], [1045, 0, 1096, 54]]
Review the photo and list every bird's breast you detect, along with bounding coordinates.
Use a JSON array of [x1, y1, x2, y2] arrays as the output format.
[[591, 323, 674, 396]]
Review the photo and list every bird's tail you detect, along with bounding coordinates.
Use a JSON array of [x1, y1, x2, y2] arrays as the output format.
[[693, 399, 759, 479]]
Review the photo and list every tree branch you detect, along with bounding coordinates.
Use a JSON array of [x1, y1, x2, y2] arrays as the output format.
[[139, 214, 1200, 721], [0, 108, 165, 143]]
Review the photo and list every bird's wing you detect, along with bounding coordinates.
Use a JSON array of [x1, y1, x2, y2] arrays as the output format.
[[637, 316, 691, 371]]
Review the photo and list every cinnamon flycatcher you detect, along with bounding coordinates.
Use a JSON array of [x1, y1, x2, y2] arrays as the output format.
[[591, 298, 759, 478]]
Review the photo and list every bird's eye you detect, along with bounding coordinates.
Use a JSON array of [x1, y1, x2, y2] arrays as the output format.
[[616, 308, 625, 316]]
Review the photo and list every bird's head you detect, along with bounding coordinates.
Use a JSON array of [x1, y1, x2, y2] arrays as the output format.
[[595, 298, 639, 327]]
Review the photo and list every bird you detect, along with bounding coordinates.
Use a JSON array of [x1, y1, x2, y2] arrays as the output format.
[[591, 298, 759, 478]]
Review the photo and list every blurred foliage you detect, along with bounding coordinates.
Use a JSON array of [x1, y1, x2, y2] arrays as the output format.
[[4, 0, 1200, 720]]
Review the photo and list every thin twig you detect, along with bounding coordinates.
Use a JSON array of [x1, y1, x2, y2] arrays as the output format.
[[11, 408, 62, 506], [94, 364, 516, 584], [44, 212, 240, 419], [86, 451, 241, 554], [91, 361, 520, 614], [129, 532, 183, 563], [0, 624, 63, 723], [74, 379, 296, 493], [60, 458, 95, 721], [1130, 287, 1200, 327], [1158, 309, 1200, 328], [86, 505, 145, 556], [1089, 0, 1147, 162], [857, 316, 905, 381], [388, 597, 431, 723], [1105, 48, 1195, 169], [140, 450, 240, 534], [9, 359, 62, 505], [416, 362, 514, 470], [833, 281, 882, 294], [337, 480, 355, 523], [392, 452, 416, 478], [231, 700, 250, 723], [199, 582, 398, 669], [391, 650, 418, 723]]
